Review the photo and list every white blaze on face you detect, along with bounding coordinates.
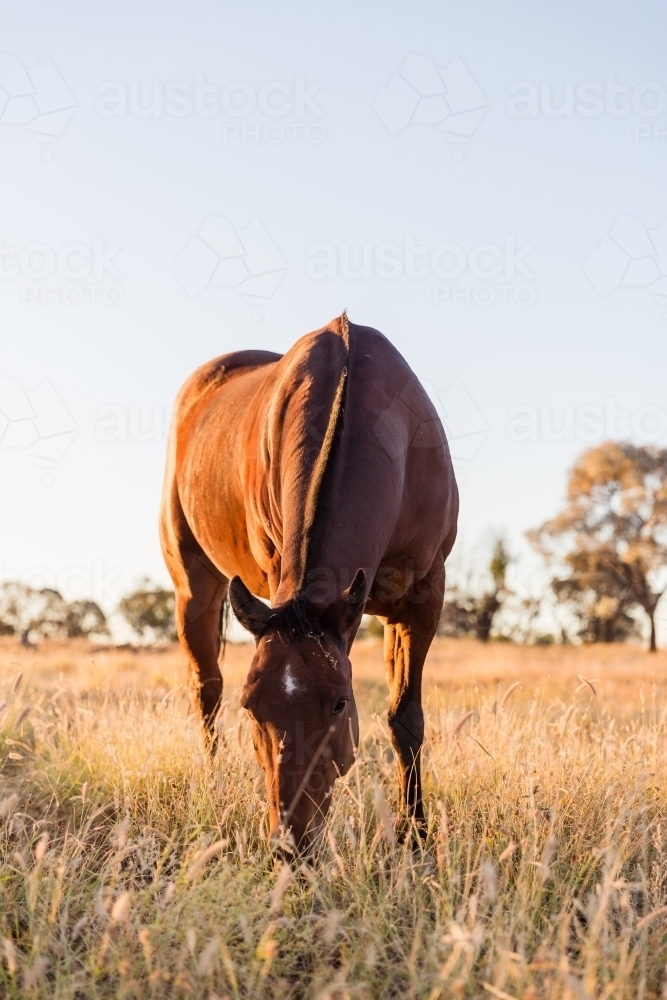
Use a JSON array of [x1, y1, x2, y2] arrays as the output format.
[[283, 661, 300, 697]]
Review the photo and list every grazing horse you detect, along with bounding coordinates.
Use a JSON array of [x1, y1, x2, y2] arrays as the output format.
[[160, 315, 458, 855]]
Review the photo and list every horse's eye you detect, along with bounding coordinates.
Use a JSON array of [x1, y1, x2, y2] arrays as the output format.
[[332, 697, 349, 716]]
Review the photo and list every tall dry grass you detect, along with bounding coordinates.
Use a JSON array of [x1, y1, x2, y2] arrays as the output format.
[[1, 636, 667, 999]]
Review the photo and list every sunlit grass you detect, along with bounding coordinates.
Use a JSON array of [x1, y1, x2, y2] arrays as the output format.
[[1, 637, 667, 998]]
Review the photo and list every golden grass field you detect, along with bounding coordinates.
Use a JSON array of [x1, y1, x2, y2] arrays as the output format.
[[2, 636, 667, 999]]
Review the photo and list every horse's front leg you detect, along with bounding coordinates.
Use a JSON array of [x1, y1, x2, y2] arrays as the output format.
[[374, 556, 445, 834]]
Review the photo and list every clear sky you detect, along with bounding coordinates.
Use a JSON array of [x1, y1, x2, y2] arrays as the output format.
[[1, 0, 666, 634]]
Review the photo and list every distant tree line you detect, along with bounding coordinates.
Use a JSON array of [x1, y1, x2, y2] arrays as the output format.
[[0, 579, 176, 647]]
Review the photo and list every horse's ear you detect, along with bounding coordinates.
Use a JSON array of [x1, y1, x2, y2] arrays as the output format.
[[229, 577, 273, 642], [320, 569, 367, 638]]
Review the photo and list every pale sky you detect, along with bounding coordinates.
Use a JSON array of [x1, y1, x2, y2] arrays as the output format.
[[1, 0, 666, 635]]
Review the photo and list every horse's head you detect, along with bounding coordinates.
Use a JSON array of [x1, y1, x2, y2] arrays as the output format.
[[230, 571, 365, 858]]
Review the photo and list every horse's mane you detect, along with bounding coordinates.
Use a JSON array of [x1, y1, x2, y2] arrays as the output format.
[[262, 593, 324, 643], [298, 312, 350, 591], [221, 313, 350, 646]]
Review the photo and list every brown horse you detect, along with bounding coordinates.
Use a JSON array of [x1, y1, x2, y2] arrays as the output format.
[[160, 314, 458, 855]]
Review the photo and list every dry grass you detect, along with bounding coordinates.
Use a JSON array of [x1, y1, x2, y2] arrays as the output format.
[[2, 636, 667, 999]]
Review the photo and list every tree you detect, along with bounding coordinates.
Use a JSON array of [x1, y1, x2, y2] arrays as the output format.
[[61, 600, 109, 639], [0, 583, 108, 641], [551, 546, 641, 644], [27, 588, 70, 639], [0, 584, 64, 641], [530, 442, 667, 651], [439, 538, 511, 642], [0, 582, 34, 639], [118, 582, 176, 644]]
